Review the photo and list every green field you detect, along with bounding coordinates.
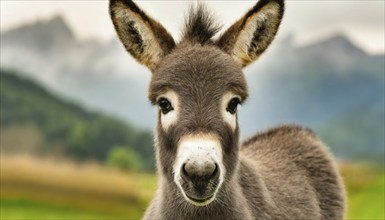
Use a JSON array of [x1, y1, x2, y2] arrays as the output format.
[[1, 199, 111, 219], [0, 155, 156, 219], [1, 155, 384, 220], [340, 163, 385, 220]]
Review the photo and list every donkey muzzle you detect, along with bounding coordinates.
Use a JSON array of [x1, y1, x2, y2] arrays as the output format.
[[179, 158, 220, 205], [174, 134, 224, 206]]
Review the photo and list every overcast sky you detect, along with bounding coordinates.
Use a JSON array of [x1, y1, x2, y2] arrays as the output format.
[[1, 0, 384, 54]]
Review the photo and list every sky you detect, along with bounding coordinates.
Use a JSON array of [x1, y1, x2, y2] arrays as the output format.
[[1, 0, 384, 54]]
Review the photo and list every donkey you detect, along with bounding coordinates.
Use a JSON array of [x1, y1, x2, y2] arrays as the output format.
[[110, 0, 346, 219]]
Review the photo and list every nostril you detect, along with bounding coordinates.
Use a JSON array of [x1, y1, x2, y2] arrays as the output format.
[[181, 161, 220, 182], [211, 163, 218, 177], [181, 163, 189, 179]]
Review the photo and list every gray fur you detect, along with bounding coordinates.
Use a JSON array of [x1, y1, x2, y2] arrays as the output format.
[[109, 0, 346, 219]]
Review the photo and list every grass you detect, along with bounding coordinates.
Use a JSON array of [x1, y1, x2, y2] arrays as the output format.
[[1, 199, 110, 219], [0, 155, 157, 219], [340, 163, 385, 219], [1, 155, 384, 219]]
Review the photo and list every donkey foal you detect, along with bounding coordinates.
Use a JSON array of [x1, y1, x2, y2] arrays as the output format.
[[109, 0, 346, 219]]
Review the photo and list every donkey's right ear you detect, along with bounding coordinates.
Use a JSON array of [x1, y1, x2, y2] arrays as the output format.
[[110, 0, 175, 71]]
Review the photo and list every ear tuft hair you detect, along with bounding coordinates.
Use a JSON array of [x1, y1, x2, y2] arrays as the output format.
[[182, 3, 221, 45]]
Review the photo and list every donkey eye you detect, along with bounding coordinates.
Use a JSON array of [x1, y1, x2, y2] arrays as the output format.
[[226, 98, 240, 114], [158, 98, 173, 114]]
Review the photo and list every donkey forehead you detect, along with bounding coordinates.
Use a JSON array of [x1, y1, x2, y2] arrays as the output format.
[[149, 44, 248, 102]]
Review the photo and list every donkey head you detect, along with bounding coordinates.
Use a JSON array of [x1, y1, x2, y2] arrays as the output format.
[[110, 0, 284, 206]]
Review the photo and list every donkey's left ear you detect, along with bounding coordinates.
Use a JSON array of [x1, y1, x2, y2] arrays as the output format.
[[217, 0, 284, 67], [110, 0, 175, 71]]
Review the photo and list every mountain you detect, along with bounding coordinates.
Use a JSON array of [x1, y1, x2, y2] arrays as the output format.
[[1, 15, 384, 162], [239, 34, 384, 162], [318, 105, 384, 162], [1, 15, 75, 55], [241, 34, 384, 128], [0, 69, 155, 170], [1, 15, 153, 129]]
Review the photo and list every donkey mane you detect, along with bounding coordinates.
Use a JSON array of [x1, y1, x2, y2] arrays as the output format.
[[182, 4, 221, 44]]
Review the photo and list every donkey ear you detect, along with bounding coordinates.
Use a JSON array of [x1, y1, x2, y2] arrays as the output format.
[[217, 0, 284, 67], [110, 0, 175, 71]]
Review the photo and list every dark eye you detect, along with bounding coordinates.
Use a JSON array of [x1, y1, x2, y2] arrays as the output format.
[[158, 98, 173, 114], [226, 98, 240, 114]]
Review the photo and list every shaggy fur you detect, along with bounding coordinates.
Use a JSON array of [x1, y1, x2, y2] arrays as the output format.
[[182, 4, 221, 45], [109, 0, 346, 219]]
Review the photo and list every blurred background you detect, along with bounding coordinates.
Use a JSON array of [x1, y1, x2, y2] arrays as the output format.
[[0, 0, 384, 219]]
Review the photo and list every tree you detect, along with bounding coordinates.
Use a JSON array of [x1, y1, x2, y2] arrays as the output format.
[[107, 147, 142, 171]]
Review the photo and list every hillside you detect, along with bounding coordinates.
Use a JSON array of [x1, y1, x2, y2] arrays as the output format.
[[318, 105, 384, 161], [0, 16, 152, 130], [0, 69, 154, 170]]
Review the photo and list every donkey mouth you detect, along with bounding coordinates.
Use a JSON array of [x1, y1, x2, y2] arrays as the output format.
[[185, 193, 215, 206], [180, 182, 219, 206], [178, 174, 221, 206]]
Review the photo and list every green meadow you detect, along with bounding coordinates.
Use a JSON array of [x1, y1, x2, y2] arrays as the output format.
[[340, 163, 385, 220], [1, 155, 383, 220], [0, 155, 156, 219]]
